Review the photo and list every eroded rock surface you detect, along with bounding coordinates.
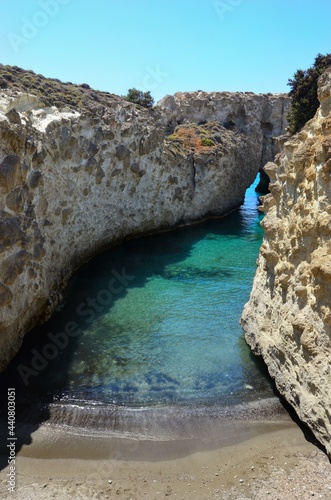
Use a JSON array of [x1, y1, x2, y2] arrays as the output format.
[[0, 65, 289, 371], [242, 68, 331, 456]]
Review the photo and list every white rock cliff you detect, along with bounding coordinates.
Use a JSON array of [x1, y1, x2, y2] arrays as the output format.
[[0, 66, 289, 371], [242, 68, 331, 456]]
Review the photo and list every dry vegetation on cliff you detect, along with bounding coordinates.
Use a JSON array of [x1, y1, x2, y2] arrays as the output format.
[[0, 64, 133, 112], [166, 121, 229, 154]]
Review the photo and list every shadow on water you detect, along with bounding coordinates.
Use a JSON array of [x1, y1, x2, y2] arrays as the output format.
[[0, 178, 296, 467]]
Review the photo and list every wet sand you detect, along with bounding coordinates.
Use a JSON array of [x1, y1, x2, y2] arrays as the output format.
[[1, 398, 331, 499]]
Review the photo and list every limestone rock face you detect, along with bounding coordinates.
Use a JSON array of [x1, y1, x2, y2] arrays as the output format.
[[0, 70, 289, 371], [158, 90, 289, 168], [241, 68, 331, 456]]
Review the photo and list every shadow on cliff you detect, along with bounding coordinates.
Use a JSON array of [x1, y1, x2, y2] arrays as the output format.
[[238, 341, 329, 459], [279, 397, 328, 456], [0, 198, 263, 469]]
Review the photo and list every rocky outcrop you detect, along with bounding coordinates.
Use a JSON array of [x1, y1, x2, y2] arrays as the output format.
[[0, 65, 289, 372], [159, 90, 289, 168], [241, 68, 331, 456]]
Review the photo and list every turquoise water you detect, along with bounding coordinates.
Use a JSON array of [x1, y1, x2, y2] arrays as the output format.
[[1, 177, 274, 410]]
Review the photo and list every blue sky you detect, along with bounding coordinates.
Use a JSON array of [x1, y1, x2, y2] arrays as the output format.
[[1, 0, 331, 102]]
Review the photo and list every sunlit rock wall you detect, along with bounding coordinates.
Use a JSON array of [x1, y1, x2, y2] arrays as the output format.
[[242, 68, 331, 456]]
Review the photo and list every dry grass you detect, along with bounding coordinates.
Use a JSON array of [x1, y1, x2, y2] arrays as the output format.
[[0, 64, 121, 112], [167, 122, 224, 153]]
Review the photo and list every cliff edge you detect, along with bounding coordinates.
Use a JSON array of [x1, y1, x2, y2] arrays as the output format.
[[0, 64, 289, 372], [242, 68, 331, 456]]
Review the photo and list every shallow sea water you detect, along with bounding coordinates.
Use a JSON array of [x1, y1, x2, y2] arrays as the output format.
[[1, 177, 275, 419]]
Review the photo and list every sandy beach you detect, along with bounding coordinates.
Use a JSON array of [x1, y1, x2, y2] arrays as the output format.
[[1, 398, 331, 499]]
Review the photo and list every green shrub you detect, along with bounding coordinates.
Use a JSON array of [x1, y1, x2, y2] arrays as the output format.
[[287, 53, 331, 134], [123, 88, 154, 108], [201, 137, 215, 147]]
